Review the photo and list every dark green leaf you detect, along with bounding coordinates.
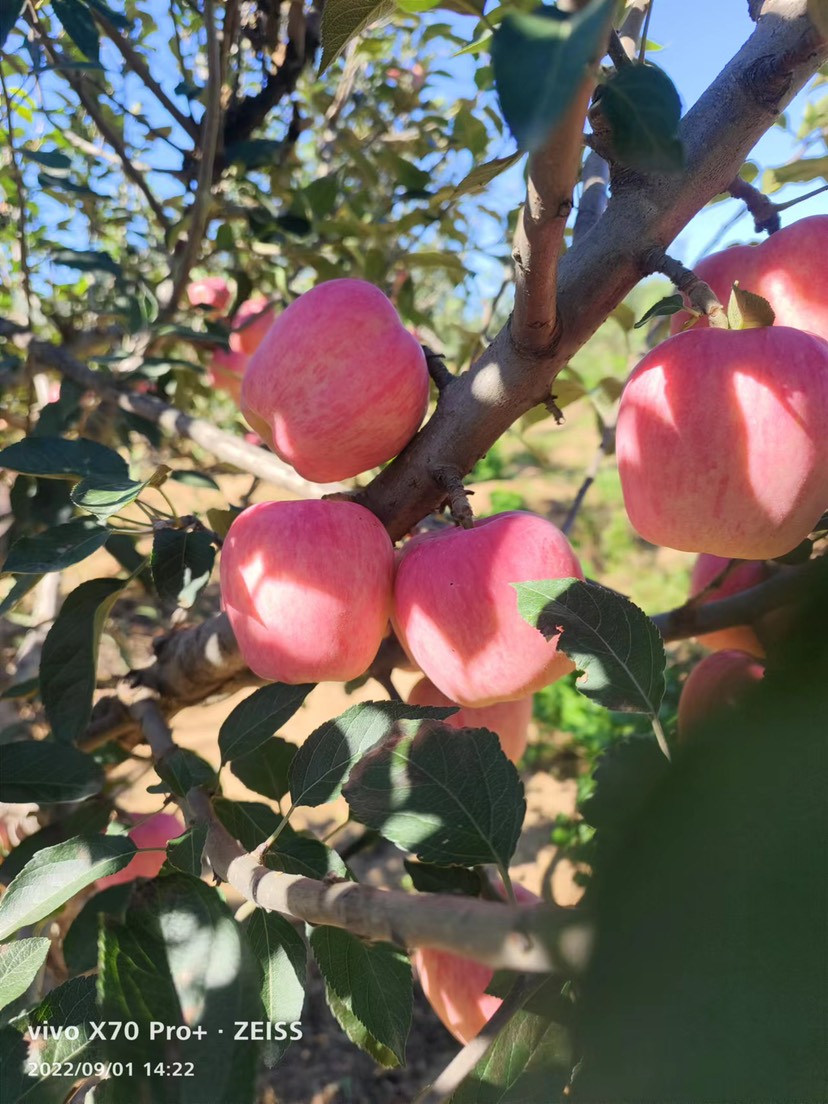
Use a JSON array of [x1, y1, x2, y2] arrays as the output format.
[[0, 676, 38, 701], [0, 834, 135, 939], [310, 927, 411, 1067], [70, 476, 148, 520], [580, 735, 669, 837], [151, 527, 215, 608], [51, 246, 120, 275], [219, 683, 314, 766], [52, 0, 100, 60], [344, 721, 525, 867], [40, 577, 125, 744], [262, 824, 350, 880], [169, 469, 220, 490], [213, 798, 280, 850], [600, 64, 684, 172], [63, 883, 132, 975], [0, 797, 112, 885], [1, 516, 109, 574], [0, 1028, 26, 1104], [289, 701, 455, 809], [20, 147, 72, 171], [225, 138, 285, 170], [0, 436, 128, 480], [85, 0, 131, 28], [403, 859, 484, 897], [0, 938, 50, 1013], [246, 911, 306, 1063], [319, 0, 395, 74], [155, 746, 217, 797], [492, 0, 615, 151], [0, 574, 43, 616], [164, 823, 207, 876], [0, 0, 25, 49], [229, 736, 297, 801], [0, 740, 104, 803], [12, 976, 100, 1084], [634, 293, 685, 328], [515, 579, 666, 715]]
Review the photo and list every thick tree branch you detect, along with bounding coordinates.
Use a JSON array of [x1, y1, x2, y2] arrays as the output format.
[[358, 0, 827, 540]]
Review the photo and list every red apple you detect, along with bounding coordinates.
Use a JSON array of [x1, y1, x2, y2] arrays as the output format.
[[220, 499, 395, 683], [677, 649, 765, 739], [616, 326, 828, 559], [407, 676, 532, 764], [689, 554, 770, 656], [392, 511, 582, 707], [413, 882, 537, 1045], [670, 216, 828, 340], [229, 297, 276, 357], [96, 811, 183, 889], [187, 276, 231, 314], [241, 279, 429, 482], [208, 346, 248, 403]]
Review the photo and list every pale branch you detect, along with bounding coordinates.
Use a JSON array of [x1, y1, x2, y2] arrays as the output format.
[[90, 8, 199, 140], [164, 0, 224, 315], [358, 1, 827, 541], [607, 28, 633, 69], [642, 247, 729, 326], [728, 175, 782, 233], [186, 789, 593, 974], [511, 80, 596, 355], [619, 0, 653, 61], [7, 331, 346, 498]]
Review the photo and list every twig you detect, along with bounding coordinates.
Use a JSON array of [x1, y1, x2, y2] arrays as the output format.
[[607, 28, 633, 69], [728, 176, 781, 234], [642, 247, 729, 327], [423, 346, 454, 392], [562, 436, 609, 535], [0, 66, 33, 323]]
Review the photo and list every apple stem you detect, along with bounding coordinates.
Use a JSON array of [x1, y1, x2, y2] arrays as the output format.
[[643, 248, 729, 329]]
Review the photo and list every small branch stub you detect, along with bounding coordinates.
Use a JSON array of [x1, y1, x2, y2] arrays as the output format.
[[643, 248, 729, 328], [423, 345, 454, 392], [728, 175, 781, 234], [432, 464, 475, 528]]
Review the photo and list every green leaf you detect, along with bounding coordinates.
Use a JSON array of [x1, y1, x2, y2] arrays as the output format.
[[0, 574, 44, 616], [246, 911, 306, 1063], [40, 577, 125, 744], [229, 736, 297, 801], [0, 1028, 27, 1104], [154, 746, 217, 797], [319, 0, 395, 74], [450, 151, 525, 198], [151, 527, 215, 608], [449, 977, 572, 1101], [262, 824, 350, 880], [634, 293, 685, 328], [0, 938, 50, 1013], [169, 469, 220, 490], [0, 436, 128, 480], [1, 516, 109, 574], [289, 701, 455, 809], [51, 246, 120, 275], [0, 798, 112, 886], [70, 476, 148, 520], [492, 0, 615, 151], [404, 859, 484, 897], [0, 740, 104, 803], [165, 824, 207, 876], [599, 64, 684, 172], [12, 976, 100, 1083], [310, 927, 411, 1067], [0, 0, 25, 49], [727, 283, 776, 330], [762, 154, 827, 193], [63, 883, 132, 975], [0, 834, 135, 940], [515, 579, 666, 716], [219, 683, 314, 766], [52, 0, 100, 60], [213, 798, 279, 850], [343, 721, 525, 867], [403, 250, 467, 278], [20, 147, 72, 172]]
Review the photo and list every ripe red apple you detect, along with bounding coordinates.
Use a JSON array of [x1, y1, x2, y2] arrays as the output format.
[[413, 882, 537, 1045], [670, 215, 828, 340], [677, 650, 765, 739], [407, 676, 532, 764], [187, 276, 231, 314], [208, 346, 248, 403], [241, 279, 429, 482], [689, 554, 770, 656], [229, 297, 276, 357], [392, 512, 582, 707], [220, 499, 395, 683], [616, 326, 828, 559], [96, 811, 183, 889]]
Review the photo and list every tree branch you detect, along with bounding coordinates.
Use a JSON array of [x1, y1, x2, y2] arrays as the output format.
[[358, 1, 827, 540], [728, 175, 782, 233], [643, 247, 729, 326]]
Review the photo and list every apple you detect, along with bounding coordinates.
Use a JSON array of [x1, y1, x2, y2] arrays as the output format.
[[413, 882, 537, 1045], [392, 511, 582, 707], [407, 676, 532, 764], [677, 650, 765, 739], [670, 215, 828, 340], [616, 326, 828, 559], [220, 499, 395, 683], [187, 276, 231, 314], [241, 279, 429, 482], [689, 554, 770, 656], [207, 346, 248, 403], [229, 297, 276, 357], [96, 811, 183, 889]]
